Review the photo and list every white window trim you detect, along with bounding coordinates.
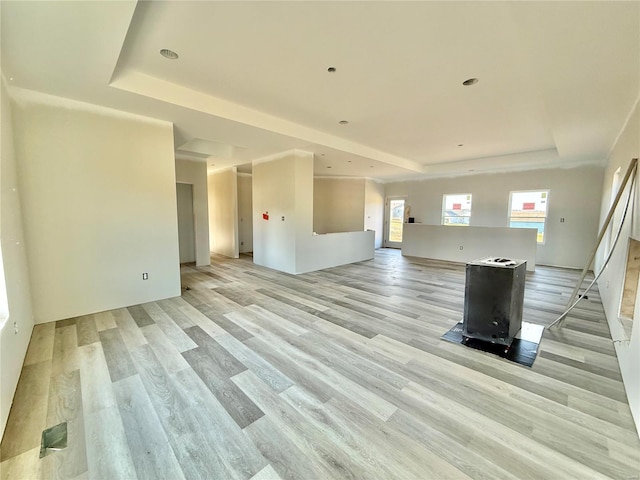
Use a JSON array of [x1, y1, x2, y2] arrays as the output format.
[[442, 193, 472, 226], [508, 189, 549, 244]]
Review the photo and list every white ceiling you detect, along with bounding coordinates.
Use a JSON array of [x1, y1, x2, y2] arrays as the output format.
[[2, 1, 639, 180]]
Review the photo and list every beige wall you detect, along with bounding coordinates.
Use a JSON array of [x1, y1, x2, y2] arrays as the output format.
[[237, 174, 253, 253], [384, 165, 604, 269], [208, 168, 239, 258], [0, 79, 35, 438], [365, 179, 384, 248], [11, 89, 181, 324], [313, 178, 365, 233], [175, 159, 210, 266], [595, 99, 640, 431]]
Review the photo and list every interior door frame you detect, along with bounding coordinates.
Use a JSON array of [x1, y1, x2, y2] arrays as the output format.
[[384, 196, 407, 248]]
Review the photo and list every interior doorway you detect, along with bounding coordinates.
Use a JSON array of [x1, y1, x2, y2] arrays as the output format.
[[176, 183, 196, 264], [385, 197, 405, 248]]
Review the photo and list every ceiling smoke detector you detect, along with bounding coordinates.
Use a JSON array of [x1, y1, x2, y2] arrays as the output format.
[[462, 78, 478, 86], [160, 49, 179, 60], [327, 67, 336, 73]]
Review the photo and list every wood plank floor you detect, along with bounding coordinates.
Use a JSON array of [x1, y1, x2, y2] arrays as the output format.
[[1, 249, 639, 479]]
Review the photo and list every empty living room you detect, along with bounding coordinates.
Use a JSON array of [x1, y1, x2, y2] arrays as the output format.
[[1, 1, 639, 479]]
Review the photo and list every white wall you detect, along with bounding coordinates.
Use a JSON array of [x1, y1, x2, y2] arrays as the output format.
[[297, 231, 375, 273], [253, 151, 374, 274], [175, 159, 210, 266], [208, 167, 239, 258], [313, 178, 365, 233], [595, 98, 640, 432], [0, 78, 35, 439], [252, 153, 299, 273], [238, 173, 253, 253], [402, 224, 537, 271], [11, 89, 181, 324], [384, 165, 603, 269], [365, 179, 384, 248]]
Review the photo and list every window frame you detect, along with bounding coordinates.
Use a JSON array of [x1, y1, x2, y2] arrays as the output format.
[[508, 189, 549, 244], [442, 193, 472, 227]]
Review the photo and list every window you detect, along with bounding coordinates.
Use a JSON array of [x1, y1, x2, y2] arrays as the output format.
[[442, 194, 472, 226], [509, 190, 549, 243]]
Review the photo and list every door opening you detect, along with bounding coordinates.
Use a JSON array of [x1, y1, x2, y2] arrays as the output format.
[[385, 198, 405, 248]]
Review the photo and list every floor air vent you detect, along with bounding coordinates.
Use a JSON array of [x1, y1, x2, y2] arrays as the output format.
[[39, 422, 67, 458]]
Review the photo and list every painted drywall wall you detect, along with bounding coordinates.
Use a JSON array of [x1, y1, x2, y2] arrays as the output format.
[[403, 224, 537, 271], [238, 174, 253, 253], [313, 178, 365, 233], [384, 165, 603, 269], [365, 179, 384, 248], [0, 78, 35, 439], [11, 89, 181, 324], [175, 159, 210, 266], [252, 153, 299, 273], [297, 231, 375, 273], [176, 183, 196, 263], [208, 168, 239, 258], [253, 151, 374, 274], [595, 98, 640, 432]]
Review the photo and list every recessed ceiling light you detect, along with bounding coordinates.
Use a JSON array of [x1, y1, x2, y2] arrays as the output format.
[[327, 166, 332, 169], [160, 49, 179, 60], [9, 77, 13, 81], [458, 144, 464, 147], [339, 120, 349, 125], [462, 78, 478, 86], [327, 67, 336, 73], [348, 160, 352, 163]]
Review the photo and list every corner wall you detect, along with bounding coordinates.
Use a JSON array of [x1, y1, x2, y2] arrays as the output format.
[[0, 79, 34, 439], [11, 89, 181, 324], [175, 159, 210, 266], [595, 98, 640, 432], [252, 153, 301, 273]]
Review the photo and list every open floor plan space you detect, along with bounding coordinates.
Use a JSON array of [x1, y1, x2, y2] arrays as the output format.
[[1, 249, 638, 479]]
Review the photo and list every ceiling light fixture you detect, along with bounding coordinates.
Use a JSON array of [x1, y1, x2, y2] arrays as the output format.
[[339, 120, 349, 125], [327, 67, 336, 73], [462, 78, 478, 86], [160, 49, 179, 60]]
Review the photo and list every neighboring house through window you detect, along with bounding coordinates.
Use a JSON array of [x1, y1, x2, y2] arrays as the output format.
[[509, 190, 549, 243], [442, 194, 472, 226]]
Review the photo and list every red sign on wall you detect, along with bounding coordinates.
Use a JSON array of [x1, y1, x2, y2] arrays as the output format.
[[452, 203, 462, 210], [523, 202, 535, 210]]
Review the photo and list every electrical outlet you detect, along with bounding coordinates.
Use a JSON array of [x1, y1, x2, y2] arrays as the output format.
[[281, 216, 285, 221], [142, 273, 149, 280], [13, 321, 18, 335], [560, 217, 565, 223], [241, 241, 244, 246], [459, 246, 463, 250]]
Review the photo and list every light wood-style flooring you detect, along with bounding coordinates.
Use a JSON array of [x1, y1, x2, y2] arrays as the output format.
[[1, 249, 639, 479]]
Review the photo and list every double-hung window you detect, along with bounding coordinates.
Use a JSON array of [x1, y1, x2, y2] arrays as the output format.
[[442, 194, 472, 226], [508, 190, 549, 243]]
